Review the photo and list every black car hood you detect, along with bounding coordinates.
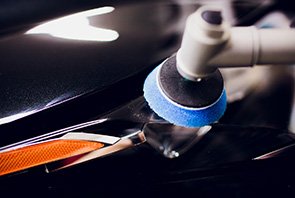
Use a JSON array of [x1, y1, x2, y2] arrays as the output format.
[[0, 3, 195, 125]]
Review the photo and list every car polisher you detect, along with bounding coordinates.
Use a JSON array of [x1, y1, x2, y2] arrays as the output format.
[[144, 6, 295, 128]]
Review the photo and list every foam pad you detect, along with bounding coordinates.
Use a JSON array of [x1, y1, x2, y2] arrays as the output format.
[[143, 65, 227, 128]]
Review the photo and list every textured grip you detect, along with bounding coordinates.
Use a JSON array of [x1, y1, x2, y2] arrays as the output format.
[[0, 139, 104, 176]]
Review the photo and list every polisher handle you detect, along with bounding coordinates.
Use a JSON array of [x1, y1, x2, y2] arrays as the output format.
[[209, 27, 295, 67], [176, 6, 295, 80]]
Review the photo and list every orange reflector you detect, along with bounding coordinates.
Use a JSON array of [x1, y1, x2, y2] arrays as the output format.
[[0, 139, 104, 176]]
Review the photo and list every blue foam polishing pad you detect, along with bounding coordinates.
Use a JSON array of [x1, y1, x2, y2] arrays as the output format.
[[143, 65, 227, 128]]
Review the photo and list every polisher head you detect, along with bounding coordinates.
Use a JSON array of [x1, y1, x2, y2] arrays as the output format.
[[143, 56, 226, 128]]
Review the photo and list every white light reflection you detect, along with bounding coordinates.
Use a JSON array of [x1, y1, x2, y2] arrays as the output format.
[[0, 110, 38, 125], [26, 6, 119, 42]]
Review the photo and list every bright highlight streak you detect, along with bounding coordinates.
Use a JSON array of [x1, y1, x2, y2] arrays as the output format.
[[0, 110, 38, 125], [26, 6, 119, 42]]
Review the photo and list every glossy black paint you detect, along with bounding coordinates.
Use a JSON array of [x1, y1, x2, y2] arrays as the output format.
[[1, 124, 295, 197], [1, 1, 295, 198], [0, 3, 193, 129]]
